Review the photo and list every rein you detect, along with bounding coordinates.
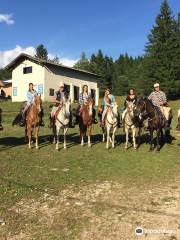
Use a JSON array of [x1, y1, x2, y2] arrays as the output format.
[[55, 106, 69, 127]]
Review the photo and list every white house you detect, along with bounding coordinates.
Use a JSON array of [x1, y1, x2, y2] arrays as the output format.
[[6, 53, 101, 105]]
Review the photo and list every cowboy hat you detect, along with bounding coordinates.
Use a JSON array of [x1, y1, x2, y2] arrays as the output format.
[[154, 83, 160, 88]]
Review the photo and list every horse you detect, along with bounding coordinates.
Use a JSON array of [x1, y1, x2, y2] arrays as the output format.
[[124, 101, 139, 150], [134, 98, 171, 152], [25, 95, 42, 149], [52, 98, 71, 150], [104, 102, 118, 149], [79, 98, 93, 147], [0, 108, 3, 131], [176, 109, 180, 131]]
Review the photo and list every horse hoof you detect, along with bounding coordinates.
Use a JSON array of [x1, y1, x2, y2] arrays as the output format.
[[64, 147, 67, 150], [134, 148, 137, 151], [36, 146, 39, 150], [88, 144, 92, 148]]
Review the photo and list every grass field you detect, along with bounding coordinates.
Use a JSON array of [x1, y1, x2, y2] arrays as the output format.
[[0, 99, 180, 239]]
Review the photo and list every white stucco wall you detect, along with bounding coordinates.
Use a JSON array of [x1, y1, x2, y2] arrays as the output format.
[[11, 59, 99, 105], [12, 59, 45, 102], [44, 65, 99, 105]]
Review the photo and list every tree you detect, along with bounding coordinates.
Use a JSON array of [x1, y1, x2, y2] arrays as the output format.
[[35, 44, 48, 60], [74, 52, 90, 71], [145, 0, 180, 99]]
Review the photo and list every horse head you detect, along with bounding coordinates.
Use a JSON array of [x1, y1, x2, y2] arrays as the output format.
[[111, 102, 118, 117], [33, 95, 42, 113], [63, 97, 71, 118], [126, 101, 136, 118], [83, 97, 93, 117]]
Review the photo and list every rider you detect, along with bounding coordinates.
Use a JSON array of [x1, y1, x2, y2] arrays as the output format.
[[148, 83, 170, 130], [49, 82, 74, 128], [20, 83, 44, 126], [99, 88, 120, 127], [121, 88, 137, 125], [74, 85, 97, 124]]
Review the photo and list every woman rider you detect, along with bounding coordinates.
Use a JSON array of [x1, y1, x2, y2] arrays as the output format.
[[99, 88, 120, 127], [121, 88, 137, 123], [20, 83, 44, 126], [74, 85, 97, 124]]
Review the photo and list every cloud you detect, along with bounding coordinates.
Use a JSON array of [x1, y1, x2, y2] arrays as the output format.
[[0, 13, 14, 25], [0, 45, 78, 68], [0, 45, 36, 68]]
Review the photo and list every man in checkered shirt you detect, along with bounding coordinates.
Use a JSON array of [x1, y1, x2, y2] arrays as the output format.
[[148, 83, 167, 107], [148, 83, 172, 130]]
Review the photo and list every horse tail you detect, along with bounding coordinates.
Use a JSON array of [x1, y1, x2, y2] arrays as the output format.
[[12, 113, 22, 126]]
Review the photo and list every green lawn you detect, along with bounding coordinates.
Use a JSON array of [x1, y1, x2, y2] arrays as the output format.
[[0, 99, 180, 239]]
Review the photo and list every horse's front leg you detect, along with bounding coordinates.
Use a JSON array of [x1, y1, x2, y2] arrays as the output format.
[[102, 127, 105, 142], [138, 128, 141, 147], [156, 130, 160, 152], [27, 126, 32, 149], [149, 129, 154, 151], [81, 132, 84, 146], [125, 127, 129, 149], [132, 127, 137, 150], [111, 127, 116, 149], [106, 127, 110, 149], [87, 126, 92, 147], [35, 127, 39, 149], [63, 128, 68, 150], [56, 127, 60, 150], [52, 125, 56, 144]]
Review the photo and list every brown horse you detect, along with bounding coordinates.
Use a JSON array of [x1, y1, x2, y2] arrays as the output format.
[[79, 98, 93, 147], [135, 98, 172, 152], [25, 95, 42, 149], [0, 108, 3, 130]]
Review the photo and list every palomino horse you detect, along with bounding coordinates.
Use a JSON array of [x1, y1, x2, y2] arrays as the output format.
[[124, 101, 139, 150], [104, 102, 118, 149], [26, 95, 41, 149], [135, 99, 171, 152], [0, 108, 3, 130], [176, 109, 180, 131], [52, 98, 71, 150], [79, 98, 93, 147]]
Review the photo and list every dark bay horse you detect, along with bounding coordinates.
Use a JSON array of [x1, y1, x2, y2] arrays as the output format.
[[135, 99, 172, 152], [79, 98, 93, 147], [25, 95, 42, 149], [176, 109, 180, 131], [0, 108, 3, 130]]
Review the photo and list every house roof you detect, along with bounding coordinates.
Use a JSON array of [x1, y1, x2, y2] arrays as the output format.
[[5, 53, 101, 78]]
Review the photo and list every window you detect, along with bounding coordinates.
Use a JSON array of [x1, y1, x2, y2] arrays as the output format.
[[38, 84, 43, 95], [13, 87, 17, 96], [23, 66, 32, 74], [49, 88, 54, 96]]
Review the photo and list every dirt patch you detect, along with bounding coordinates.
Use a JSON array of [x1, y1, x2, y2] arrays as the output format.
[[1, 180, 180, 240]]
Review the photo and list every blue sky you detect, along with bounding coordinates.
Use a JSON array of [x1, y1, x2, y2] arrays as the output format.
[[0, 0, 179, 67]]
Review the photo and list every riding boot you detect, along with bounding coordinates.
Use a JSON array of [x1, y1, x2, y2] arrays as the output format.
[[19, 114, 26, 127]]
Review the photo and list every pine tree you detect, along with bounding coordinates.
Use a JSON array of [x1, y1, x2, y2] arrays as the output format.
[[35, 44, 48, 60], [145, 0, 180, 99]]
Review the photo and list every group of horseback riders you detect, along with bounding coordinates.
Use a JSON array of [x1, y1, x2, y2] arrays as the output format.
[[18, 81, 171, 132]]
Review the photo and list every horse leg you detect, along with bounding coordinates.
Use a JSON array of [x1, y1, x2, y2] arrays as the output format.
[[27, 126, 32, 149], [132, 128, 137, 150], [149, 129, 154, 151], [112, 127, 116, 148], [106, 127, 110, 149], [138, 128, 141, 147], [125, 128, 129, 149], [156, 130, 160, 152], [56, 126, 60, 150], [64, 128, 67, 150], [52, 124, 56, 144], [35, 127, 39, 149], [102, 127, 105, 142], [81, 131, 84, 146]]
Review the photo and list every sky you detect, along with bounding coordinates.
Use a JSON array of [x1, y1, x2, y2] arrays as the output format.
[[0, 0, 179, 68]]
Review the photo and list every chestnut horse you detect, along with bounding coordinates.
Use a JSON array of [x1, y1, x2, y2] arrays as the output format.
[[79, 98, 93, 147], [25, 95, 41, 149]]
